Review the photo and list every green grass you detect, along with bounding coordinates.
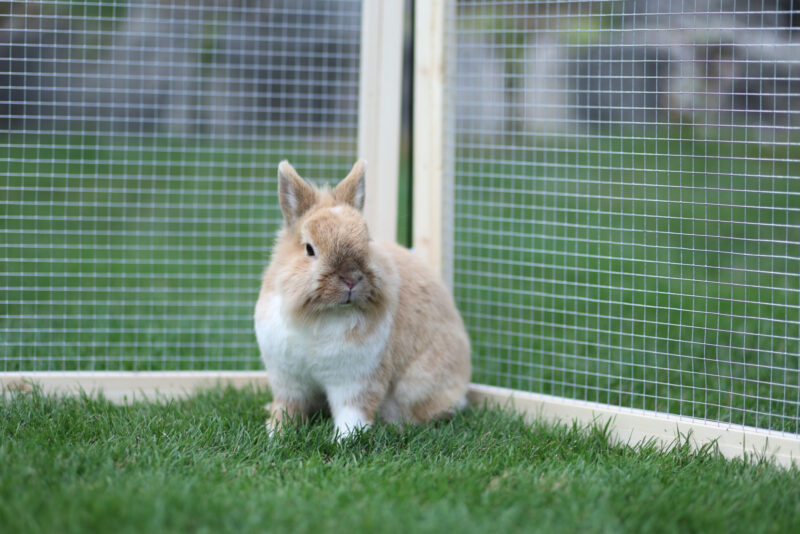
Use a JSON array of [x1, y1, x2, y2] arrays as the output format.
[[1, 387, 799, 534]]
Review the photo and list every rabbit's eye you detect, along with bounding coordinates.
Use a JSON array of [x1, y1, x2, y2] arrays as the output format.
[[305, 244, 315, 257]]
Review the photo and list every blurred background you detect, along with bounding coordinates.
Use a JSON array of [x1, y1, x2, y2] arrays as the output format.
[[455, 0, 800, 136], [5, 1, 799, 135]]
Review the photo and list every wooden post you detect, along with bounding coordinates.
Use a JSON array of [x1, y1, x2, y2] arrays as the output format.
[[358, 0, 404, 244], [413, 0, 452, 283]]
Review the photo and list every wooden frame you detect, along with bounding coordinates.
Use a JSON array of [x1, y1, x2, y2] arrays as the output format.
[[469, 384, 800, 467], [413, 0, 449, 279], [0, 371, 269, 404], [359, 0, 404, 243]]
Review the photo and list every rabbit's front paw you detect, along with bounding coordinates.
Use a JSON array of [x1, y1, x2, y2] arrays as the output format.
[[332, 405, 371, 442]]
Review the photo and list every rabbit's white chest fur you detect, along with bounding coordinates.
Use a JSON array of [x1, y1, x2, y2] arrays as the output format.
[[254, 294, 392, 391]]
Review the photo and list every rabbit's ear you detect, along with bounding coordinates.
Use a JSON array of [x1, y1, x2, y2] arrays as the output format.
[[332, 159, 366, 212], [278, 161, 317, 227]]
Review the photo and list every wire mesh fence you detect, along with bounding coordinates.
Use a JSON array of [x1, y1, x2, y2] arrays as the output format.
[[3, 0, 798, 437], [446, 0, 799, 433], [2, 0, 362, 371]]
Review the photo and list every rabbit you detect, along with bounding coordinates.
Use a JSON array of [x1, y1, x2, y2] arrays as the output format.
[[254, 159, 471, 440]]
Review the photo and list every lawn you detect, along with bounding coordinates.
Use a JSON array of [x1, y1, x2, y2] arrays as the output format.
[[1, 387, 799, 534]]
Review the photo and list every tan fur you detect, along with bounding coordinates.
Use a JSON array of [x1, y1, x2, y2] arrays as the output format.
[[255, 160, 471, 436], [330, 159, 366, 211], [375, 241, 471, 423], [266, 396, 323, 430]]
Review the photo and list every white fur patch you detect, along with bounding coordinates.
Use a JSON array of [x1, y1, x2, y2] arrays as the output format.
[[254, 294, 392, 413], [265, 418, 276, 438], [332, 405, 371, 440]]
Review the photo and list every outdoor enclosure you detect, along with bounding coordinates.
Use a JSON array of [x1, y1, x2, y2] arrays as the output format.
[[3, 0, 800, 458], [443, 0, 799, 435]]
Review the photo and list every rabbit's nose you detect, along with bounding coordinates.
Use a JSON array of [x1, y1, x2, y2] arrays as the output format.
[[341, 274, 363, 290]]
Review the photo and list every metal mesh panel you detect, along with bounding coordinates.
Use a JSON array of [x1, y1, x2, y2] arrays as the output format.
[[2, 0, 362, 370], [446, 0, 799, 433]]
